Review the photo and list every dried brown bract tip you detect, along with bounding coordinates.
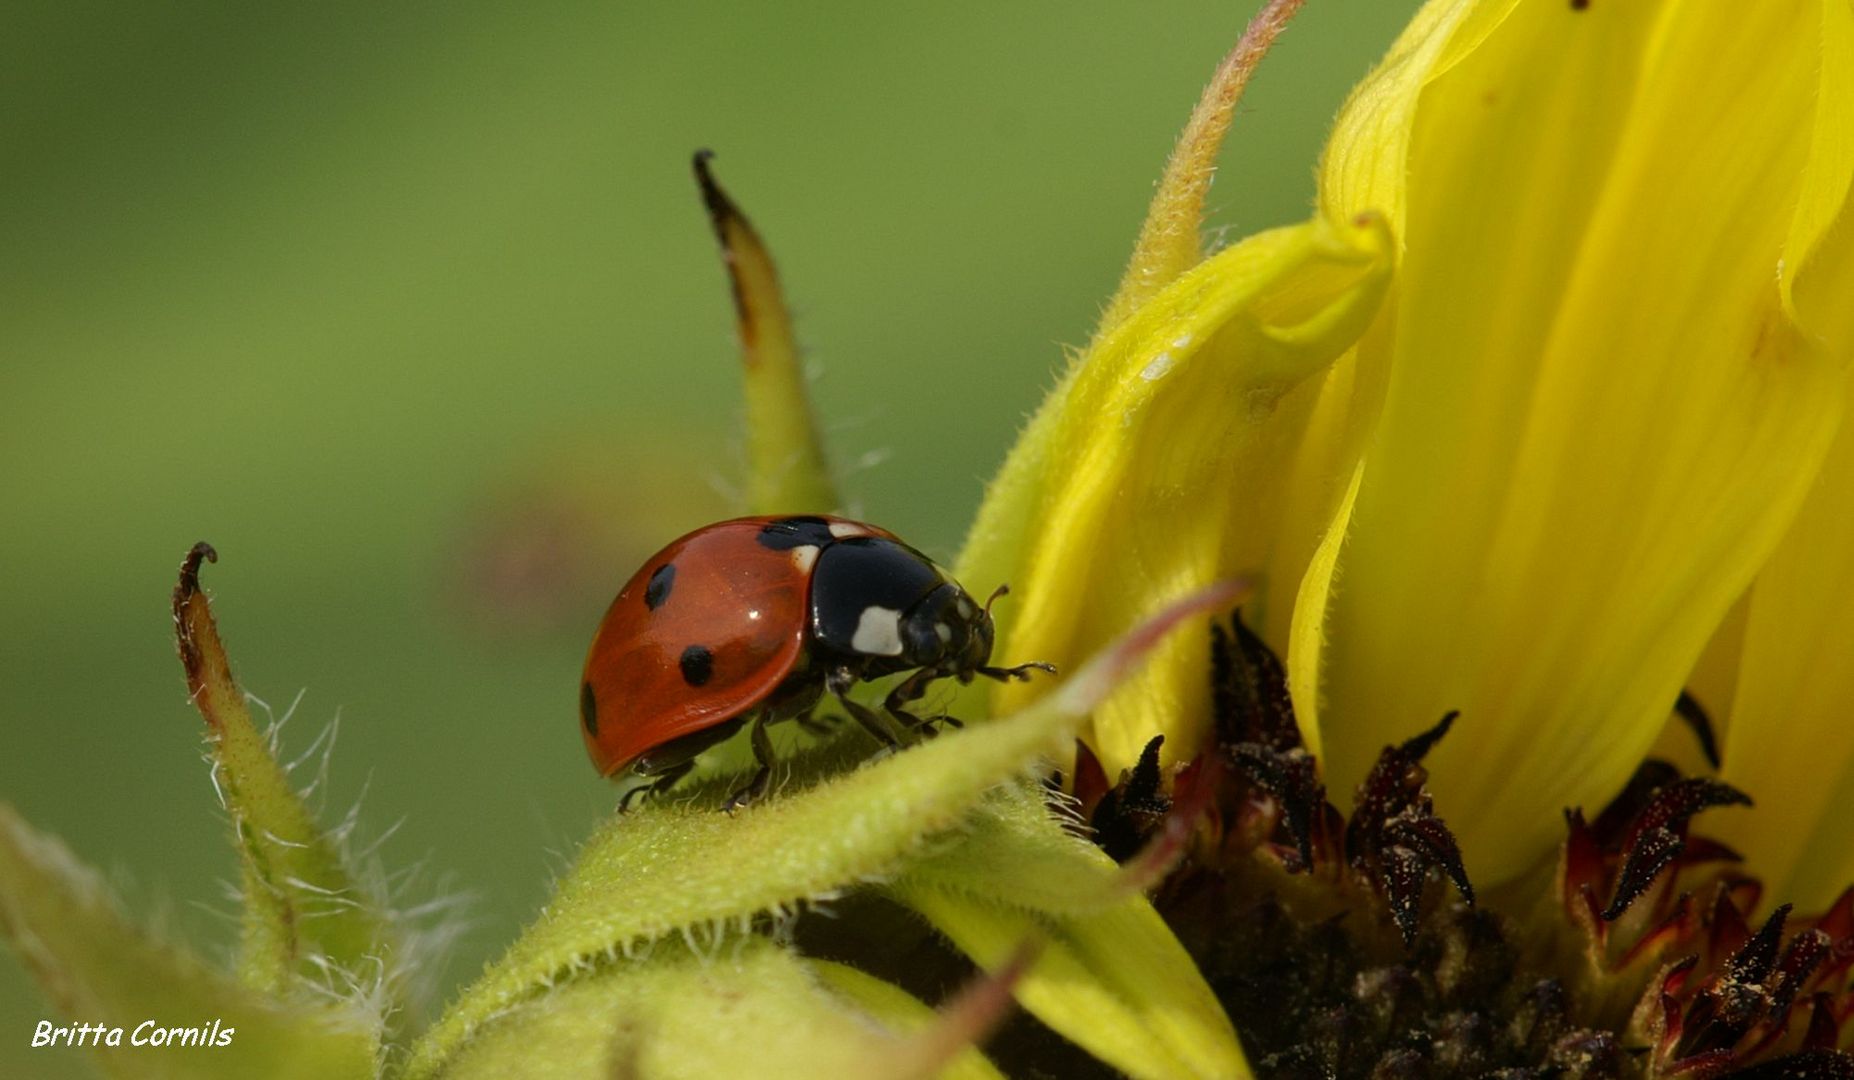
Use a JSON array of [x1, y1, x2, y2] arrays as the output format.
[[171, 541, 229, 717], [691, 149, 757, 338], [689, 149, 837, 514]]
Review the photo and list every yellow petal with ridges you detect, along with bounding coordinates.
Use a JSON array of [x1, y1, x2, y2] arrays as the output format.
[[1780, 0, 1854, 339], [1691, 0, 1854, 913], [965, 213, 1391, 773], [1715, 388, 1854, 911], [1316, 0, 1516, 237], [1298, 0, 1851, 886]]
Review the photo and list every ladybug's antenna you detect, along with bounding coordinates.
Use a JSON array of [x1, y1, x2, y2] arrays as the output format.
[[984, 584, 1011, 615]]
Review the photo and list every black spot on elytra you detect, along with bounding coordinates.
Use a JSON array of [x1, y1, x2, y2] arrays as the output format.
[[679, 645, 714, 687], [1571, 0, 1589, 8], [757, 516, 835, 550], [644, 563, 676, 610], [580, 682, 598, 737]]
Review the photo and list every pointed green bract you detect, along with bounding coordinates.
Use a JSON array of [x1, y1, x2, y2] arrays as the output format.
[[0, 804, 378, 1080], [694, 152, 839, 515], [172, 545, 400, 1004]]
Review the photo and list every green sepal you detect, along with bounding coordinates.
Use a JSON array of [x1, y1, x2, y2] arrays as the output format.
[[0, 804, 379, 1080], [693, 152, 840, 515], [172, 545, 400, 1006]]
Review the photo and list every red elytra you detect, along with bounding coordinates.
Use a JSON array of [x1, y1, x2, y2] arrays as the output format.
[[579, 514, 1052, 810]]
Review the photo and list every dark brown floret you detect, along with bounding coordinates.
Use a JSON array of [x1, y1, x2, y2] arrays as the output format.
[[1086, 734, 1171, 862], [1601, 776, 1752, 920], [1344, 711, 1475, 945], [1066, 609, 1854, 1079]]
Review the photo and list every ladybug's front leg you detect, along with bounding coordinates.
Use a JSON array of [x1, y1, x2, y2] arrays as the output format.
[[827, 666, 902, 750], [722, 714, 777, 814], [884, 667, 960, 735], [976, 660, 1058, 683]]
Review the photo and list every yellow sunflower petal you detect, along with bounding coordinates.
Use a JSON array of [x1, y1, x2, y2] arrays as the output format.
[[1716, 387, 1854, 911], [965, 213, 1391, 772], [1295, 0, 1852, 885], [1694, 0, 1854, 912]]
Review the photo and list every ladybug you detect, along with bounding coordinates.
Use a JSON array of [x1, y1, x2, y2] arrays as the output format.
[[580, 515, 1053, 810]]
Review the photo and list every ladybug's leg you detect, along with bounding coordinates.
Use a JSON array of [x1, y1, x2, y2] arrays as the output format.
[[795, 711, 838, 737], [620, 761, 695, 813], [883, 667, 960, 735], [618, 785, 652, 814], [828, 666, 902, 750], [977, 660, 1058, 683], [722, 715, 777, 814]]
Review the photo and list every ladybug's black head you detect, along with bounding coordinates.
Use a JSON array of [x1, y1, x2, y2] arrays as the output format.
[[897, 582, 994, 675]]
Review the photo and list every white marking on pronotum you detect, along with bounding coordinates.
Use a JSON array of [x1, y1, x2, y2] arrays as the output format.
[[827, 521, 868, 539], [935, 622, 953, 644], [850, 606, 906, 656], [1172, 332, 1193, 349], [956, 596, 977, 619], [789, 544, 820, 573], [1140, 351, 1175, 381]]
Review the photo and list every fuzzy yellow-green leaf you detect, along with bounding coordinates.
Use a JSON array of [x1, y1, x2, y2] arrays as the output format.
[[894, 881, 1248, 1080], [695, 151, 838, 515], [892, 786, 1245, 1080], [896, 784, 1131, 916], [443, 937, 986, 1080], [962, 213, 1390, 774], [0, 804, 378, 1080], [172, 544, 398, 1001], [405, 585, 1238, 1080]]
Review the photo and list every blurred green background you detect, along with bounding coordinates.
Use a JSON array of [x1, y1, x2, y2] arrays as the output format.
[[1, 2, 1418, 1074]]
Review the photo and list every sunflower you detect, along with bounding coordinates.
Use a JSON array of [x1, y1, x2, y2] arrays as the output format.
[[5, 1, 1852, 1078], [964, 0, 1854, 1072]]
